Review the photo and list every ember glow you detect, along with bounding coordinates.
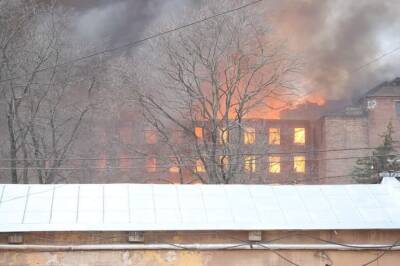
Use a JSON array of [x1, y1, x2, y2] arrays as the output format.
[[244, 92, 327, 120]]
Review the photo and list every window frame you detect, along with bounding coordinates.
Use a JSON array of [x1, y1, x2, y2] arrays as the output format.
[[243, 127, 256, 144], [293, 127, 306, 145], [268, 127, 281, 145], [293, 155, 306, 173]]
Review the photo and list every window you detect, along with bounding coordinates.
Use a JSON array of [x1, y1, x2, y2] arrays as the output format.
[[146, 157, 157, 172], [396, 101, 400, 116], [219, 128, 229, 144], [169, 165, 180, 173], [172, 130, 182, 144], [269, 128, 280, 145], [293, 156, 305, 173], [244, 127, 256, 144], [195, 127, 203, 139], [119, 127, 131, 144], [144, 130, 157, 144], [269, 156, 281, 174], [195, 160, 205, 173], [220, 156, 229, 170], [97, 154, 107, 168], [119, 152, 130, 168], [244, 155, 256, 172], [294, 128, 305, 145]]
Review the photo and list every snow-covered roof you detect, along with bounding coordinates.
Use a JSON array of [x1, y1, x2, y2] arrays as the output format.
[[0, 181, 400, 232]]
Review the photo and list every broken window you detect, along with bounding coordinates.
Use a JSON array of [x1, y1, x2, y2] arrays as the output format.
[[293, 156, 306, 173], [244, 155, 256, 172], [146, 157, 157, 173], [195, 160, 205, 173], [294, 128, 305, 145], [269, 128, 280, 145], [244, 127, 256, 144], [219, 128, 229, 144], [195, 127, 203, 140], [269, 156, 281, 174], [144, 130, 158, 144]]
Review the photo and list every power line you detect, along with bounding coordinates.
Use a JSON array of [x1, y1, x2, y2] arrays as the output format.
[[352, 45, 400, 74], [0, 151, 390, 171], [0, 0, 264, 84], [0, 144, 393, 162]]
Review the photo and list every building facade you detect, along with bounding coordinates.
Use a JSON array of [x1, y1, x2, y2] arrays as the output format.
[[1, 78, 399, 184]]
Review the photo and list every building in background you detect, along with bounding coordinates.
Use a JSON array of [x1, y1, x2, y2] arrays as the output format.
[[1, 78, 399, 184]]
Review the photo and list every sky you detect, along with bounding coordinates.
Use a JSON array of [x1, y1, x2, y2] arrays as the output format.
[[59, 0, 400, 100]]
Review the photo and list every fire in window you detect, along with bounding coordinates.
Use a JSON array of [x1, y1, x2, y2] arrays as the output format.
[[219, 128, 229, 144], [195, 160, 205, 173], [144, 130, 158, 144], [195, 127, 203, 139], [269, 156, 281, 174], [294, 128, 305, 145], [293, 156, 305, 173], [244, 127, 256, 144], [146, 157, 157, 172], [244, 155, 256, 172], [169, 164, 180, 173], [269, 128, 280, 145]]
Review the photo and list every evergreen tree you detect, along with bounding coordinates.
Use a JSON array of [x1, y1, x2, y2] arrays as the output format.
[[352, 122, 400, 183]]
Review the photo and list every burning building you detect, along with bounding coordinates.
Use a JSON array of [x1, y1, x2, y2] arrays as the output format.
[[56, 77, 400, 185], [2, 78, 398, 185]]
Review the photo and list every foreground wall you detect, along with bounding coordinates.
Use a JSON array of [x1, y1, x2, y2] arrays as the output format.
[[2, 249, 400, 266], [1, 230, 399, 266]]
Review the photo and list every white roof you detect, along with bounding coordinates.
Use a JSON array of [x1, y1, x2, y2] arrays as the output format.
[[0, 182, 400, 232]]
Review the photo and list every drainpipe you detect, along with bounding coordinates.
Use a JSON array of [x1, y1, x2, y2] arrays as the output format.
[[0, 243, 399, 251]]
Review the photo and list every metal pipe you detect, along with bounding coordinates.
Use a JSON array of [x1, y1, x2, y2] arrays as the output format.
[[0, 243, 399, 251]]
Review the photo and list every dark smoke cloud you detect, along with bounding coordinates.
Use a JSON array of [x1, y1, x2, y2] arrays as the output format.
[[59, 0, 400, 99], [269, 0, 400, 99]]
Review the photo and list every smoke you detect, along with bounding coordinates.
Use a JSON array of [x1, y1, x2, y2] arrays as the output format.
[[268, 0, 400, 99], [62, 0, 400, 99], [68, 0, 197, 47]]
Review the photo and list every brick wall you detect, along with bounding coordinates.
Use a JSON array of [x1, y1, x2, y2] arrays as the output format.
[[318, 115, 369, 183]]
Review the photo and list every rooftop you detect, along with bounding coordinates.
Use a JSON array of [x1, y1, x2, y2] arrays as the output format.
[[364, 77, 400, 98], [0, 180, 400, 232]]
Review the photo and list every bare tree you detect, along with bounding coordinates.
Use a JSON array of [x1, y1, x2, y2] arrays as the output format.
[[126, 0, 300, 184], [0, 0, 98, 183]]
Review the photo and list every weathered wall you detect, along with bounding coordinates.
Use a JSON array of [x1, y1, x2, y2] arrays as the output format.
[[1, 230, 400, 266], [2, 249, 400, 266]]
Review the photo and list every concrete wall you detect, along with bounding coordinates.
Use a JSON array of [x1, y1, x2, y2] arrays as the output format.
[[1, 230, 400, 266], [2, 249, 400, 266]]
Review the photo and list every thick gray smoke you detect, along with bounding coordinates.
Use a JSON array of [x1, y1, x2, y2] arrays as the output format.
[[62, 0, 400, 99], [269, 0, 400, 99]]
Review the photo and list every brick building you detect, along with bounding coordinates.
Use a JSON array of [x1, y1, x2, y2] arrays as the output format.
[[1, 78, 398, 184], [66, 77, 399, 184], [317, 77, 400, 183]]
